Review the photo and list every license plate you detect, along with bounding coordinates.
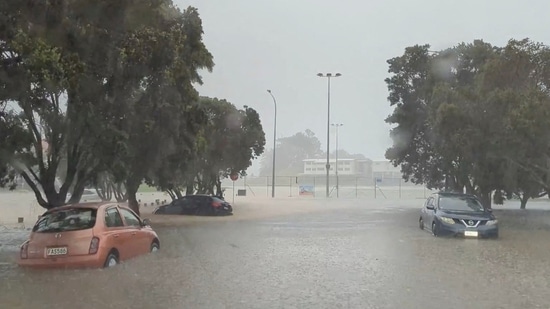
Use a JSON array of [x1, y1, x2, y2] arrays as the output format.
[[46, 247, 68, 256], [464, 231, 478, 237]]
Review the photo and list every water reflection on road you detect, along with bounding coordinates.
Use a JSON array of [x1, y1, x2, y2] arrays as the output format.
[[1, 207, 550, 309]]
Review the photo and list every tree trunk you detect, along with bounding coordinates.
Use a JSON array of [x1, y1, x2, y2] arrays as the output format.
[[127, 190, 139, 215], [95, 174, 113, 201], [113, 183, 127, 202], [465, 182, 475, 195], [126, 178, 141, 215], [520, 194, 529, 210], [20, 171, 49, 208], [215, 177, 222, 196], [186, 184, 194, 195], [68, 180, 87, 204], [493, 190, 505, 205], [41, 173, 65, 208], [166, 190, 176, 200], [479, 190, 492, 210]]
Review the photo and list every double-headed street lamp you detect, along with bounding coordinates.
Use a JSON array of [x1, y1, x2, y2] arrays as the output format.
[[317, 73, 342, 198], [331, 123, 343, 198], [267, 90, 277, 198]]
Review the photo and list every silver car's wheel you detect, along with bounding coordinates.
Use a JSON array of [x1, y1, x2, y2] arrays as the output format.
[[419, 217, 424, 230], [432, 222, 438, 237]]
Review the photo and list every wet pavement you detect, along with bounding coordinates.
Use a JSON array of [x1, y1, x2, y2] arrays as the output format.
[[1, 203, 550, 309]]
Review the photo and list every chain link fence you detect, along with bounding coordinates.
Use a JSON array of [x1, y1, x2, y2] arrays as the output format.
[[221, 176, 435, 199]]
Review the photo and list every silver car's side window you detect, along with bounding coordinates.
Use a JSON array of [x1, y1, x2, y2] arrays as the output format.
[[425, 197, 433, 208]]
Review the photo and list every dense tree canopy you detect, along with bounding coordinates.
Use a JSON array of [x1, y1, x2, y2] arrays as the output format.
[[0, 1, 238, 214], [147, 97, 265, 198], [385, 38, 550, 209]]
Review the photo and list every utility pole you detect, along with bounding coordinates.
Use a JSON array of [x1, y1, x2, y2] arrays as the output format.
[[331, 123, 343, 198], [267, 90, 277, 198], [317, 73, 342, 198]]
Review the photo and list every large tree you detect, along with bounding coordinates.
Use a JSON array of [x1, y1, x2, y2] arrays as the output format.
[[0, 1, 214, 212], [385, 38, 550, 209], [0, 0, 100, 208], [149, 97, 265, 198], [384, 44, 446, 189], [488, 40, 550, 208], [99, 6, 214, 214]]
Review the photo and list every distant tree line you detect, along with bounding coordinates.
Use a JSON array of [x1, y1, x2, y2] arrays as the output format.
[[0, 1, 265, 214], [385, 39, 550, 209]]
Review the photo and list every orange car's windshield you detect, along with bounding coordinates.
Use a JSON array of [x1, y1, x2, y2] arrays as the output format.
[[33, 208, 97, 233]]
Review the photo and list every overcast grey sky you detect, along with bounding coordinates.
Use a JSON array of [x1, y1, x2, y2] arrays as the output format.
[[176, 0, 550, 172]]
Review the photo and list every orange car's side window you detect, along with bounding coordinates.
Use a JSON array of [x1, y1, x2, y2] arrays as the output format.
[[105, 208, 124, 228], [119, 208, 141, 227]]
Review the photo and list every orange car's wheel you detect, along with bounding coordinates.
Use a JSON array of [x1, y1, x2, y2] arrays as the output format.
[[104, 251, 119, 268], [150, 241, 160, 253]]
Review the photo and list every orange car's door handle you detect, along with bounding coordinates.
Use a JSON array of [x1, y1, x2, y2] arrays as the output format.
[[131, 232, 136, 236], [113, 234, 119, 238]]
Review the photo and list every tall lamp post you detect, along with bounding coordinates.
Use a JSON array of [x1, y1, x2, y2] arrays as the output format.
[[331, 123, 343, 198], [267, 90, 277, 198], [317, 73, 342, 198]]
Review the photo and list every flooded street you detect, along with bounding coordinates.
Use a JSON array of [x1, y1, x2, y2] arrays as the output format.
[[1, 202, 550, 308]]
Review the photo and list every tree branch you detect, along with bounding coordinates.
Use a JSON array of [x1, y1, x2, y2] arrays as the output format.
[[20, 171, 48, 207]]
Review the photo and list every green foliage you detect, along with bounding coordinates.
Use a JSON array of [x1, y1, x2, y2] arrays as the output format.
[[148, 97, 266, 197], [385, 38, 550, 209], [0, 1, 214, 212]]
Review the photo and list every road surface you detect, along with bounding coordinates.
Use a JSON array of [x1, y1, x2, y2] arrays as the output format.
[[1, 201, 549, 308]]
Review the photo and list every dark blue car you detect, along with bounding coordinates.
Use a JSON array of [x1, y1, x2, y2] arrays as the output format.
[[419, 192, 499, 238], [153, 195, 233, 216]]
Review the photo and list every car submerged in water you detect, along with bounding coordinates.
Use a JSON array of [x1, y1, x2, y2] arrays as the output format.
[[153, 194, 233, 216], [419, 192, 499, 238], [18, 202, 160, 269]]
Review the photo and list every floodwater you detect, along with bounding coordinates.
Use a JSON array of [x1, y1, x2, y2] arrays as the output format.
[[1, 203, 550, 309]]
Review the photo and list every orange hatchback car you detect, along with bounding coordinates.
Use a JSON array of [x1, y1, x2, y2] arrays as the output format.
[[18, 202, 160, 269]]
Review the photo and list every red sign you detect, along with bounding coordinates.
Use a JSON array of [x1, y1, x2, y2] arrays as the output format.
[[230, 173, 238, 181]]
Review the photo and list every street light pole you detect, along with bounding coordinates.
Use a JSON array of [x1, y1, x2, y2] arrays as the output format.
[[267, 90, 277, 198], [317, 72, 341, 198], [331, 123, 343, 198]]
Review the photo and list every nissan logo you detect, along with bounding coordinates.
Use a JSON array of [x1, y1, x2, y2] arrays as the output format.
[[468, 220, 474, 226], [55, 233, 62, 239]]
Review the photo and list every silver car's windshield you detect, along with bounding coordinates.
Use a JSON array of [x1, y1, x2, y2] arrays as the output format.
[[439, 196, 485, 212]]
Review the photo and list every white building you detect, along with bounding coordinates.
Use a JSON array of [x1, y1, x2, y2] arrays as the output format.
[[371, 160, 402, 180], [301, 158, 402, 181], [302, 158, 372, 176]]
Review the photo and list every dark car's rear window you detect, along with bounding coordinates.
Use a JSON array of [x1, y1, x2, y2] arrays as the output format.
[[33, 208, 97, 233], [212, 197, 225, 203], [439, 196, 484, 212]]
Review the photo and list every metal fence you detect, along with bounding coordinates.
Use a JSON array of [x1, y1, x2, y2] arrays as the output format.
[[221, 176, 434, 199]]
